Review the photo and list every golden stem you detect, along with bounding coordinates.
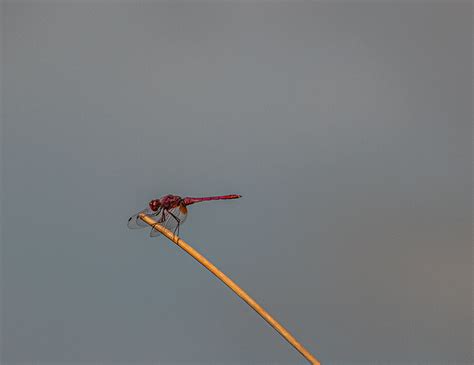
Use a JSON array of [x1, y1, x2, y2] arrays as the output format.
[[139, 213, 321, 364]]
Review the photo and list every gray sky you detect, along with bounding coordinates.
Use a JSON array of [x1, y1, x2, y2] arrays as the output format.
[[2, 2, 471, 364]]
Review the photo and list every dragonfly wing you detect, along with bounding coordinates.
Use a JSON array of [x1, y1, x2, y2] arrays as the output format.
[[127, 208, 157, 229], [150, 205, 188, 237]]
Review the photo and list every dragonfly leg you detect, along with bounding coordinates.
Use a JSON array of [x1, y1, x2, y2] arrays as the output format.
[[168, 211, 181, 237], [150, 210, 166, 235]]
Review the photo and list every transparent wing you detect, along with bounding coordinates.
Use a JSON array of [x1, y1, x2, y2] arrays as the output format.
[[127, 208, 158, 229], [150, 204, 188, 237]]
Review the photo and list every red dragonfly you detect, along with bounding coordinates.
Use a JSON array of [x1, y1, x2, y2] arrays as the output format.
[[128, 194, 242, 237]]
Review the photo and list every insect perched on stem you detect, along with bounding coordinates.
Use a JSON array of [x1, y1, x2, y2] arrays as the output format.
[[128, 194, 242, 237]]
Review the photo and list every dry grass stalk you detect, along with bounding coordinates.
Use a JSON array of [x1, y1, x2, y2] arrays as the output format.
[[138, 213, 321, 364]]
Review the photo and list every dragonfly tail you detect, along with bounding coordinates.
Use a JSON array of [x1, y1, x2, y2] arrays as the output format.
[[183, 194, 241, 206]]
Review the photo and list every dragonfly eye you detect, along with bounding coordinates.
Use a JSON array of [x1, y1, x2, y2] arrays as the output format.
[[149, 200, 160, 211]]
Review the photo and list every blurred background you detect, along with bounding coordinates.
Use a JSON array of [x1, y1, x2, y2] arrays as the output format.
[[1, 2, 471, 364]]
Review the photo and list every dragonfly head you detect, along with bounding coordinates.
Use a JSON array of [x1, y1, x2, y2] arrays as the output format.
[[149, 199, 161, 211]]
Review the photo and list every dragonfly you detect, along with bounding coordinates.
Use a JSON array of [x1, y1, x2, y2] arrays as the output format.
[[128, 194, 242, 237]]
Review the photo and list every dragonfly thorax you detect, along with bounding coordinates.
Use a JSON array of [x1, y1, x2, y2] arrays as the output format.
[[160, 194, 183, 209]]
